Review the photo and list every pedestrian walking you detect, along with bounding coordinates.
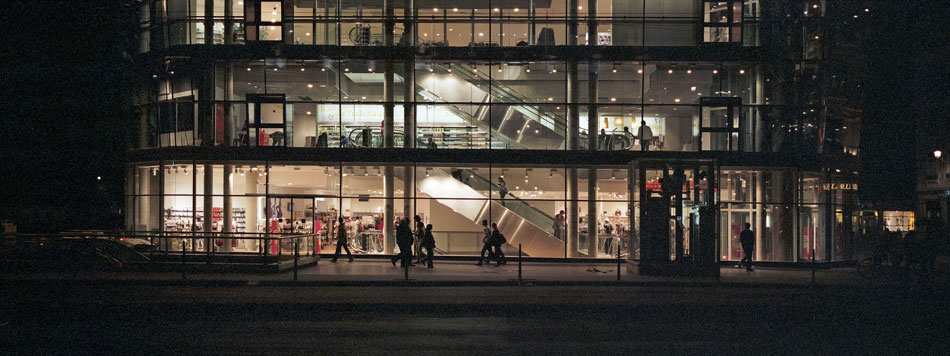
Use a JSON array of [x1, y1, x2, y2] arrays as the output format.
[[331, 217, 353, 262], [740, 222, 754, 271], [420, 224, 436, 268], [413, 215, 425, 264], [391, 217, 414, 267], [476, 220, 494, 266], [491, 222, 507, 266]]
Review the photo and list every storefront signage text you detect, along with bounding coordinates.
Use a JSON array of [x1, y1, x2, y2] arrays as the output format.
[[822, 183, 858, 191]]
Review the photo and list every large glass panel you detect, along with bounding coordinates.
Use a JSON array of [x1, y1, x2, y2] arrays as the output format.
[[293, 22, 314, 44], [260, 1, 283, 42], [597, 61, 644, 104], [341, 165, 386, 198], [594, 168, 631, 257], [230, 62, 266, 100], [416, 105, 499, 149], [491, 104, 565, 150]]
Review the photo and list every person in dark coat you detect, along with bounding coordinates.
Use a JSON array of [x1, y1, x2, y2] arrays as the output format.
[[739, 223, 755, 271], [491, 222, 507, 266], [331, 217, 353, 262], [414, 215, 425, 264], [420, 224, 436, 268], [476, 220, 494, 266], [391, 217, 414, 267]]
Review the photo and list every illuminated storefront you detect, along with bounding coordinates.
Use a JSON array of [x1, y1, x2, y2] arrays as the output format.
[[128, 0, 857, 262]]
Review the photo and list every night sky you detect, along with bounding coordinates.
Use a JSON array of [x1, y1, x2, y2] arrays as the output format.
[[1, 1, 137, 231], [0, 1, 947, 232]]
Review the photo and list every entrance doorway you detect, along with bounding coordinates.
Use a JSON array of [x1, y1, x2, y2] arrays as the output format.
[[267, 195, 335, 254]]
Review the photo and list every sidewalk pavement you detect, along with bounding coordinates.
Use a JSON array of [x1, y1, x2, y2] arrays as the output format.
[[3, 259, 934, 287]]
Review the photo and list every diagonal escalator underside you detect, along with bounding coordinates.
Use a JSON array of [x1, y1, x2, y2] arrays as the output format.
[[398, 167, 565, 257]]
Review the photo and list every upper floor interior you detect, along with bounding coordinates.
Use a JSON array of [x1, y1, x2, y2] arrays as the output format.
[[137, 0, 828, 51], [136, 55, 856, 158]]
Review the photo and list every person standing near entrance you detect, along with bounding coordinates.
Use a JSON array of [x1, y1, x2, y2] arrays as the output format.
[[637, 119, 653, 151], [740, 223, 755, 271], [413, 215, 425, 264], [421, 224, 436, 268], [331, 217, 353, 262], [362, 126, 372, 147], [476, 220, 494, 266]]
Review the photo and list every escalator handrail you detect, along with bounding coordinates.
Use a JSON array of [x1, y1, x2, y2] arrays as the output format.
[[440, 63, 568, 133]]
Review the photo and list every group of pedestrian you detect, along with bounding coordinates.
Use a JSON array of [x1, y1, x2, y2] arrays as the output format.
[[331, 216, 513, 269], [391, 215, 435, 268], [476, 220, 507, 266], [597, 120, 654, 151], [332, 215, 436, 268]]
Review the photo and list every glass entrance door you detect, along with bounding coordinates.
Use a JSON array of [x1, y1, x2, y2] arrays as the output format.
[[269, 196, 321, 255]]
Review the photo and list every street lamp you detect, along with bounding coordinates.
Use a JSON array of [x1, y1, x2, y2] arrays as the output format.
[[935, 150, 943, 159]]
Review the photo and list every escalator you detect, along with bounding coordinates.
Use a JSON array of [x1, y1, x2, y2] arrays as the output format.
[[422, 62, 648, 150], [329, 62, 639, 150], [415, 79, 526, 149], [406, 167, 565, 257]]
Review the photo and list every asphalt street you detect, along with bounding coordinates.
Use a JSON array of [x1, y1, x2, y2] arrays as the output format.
[[1, 282, 947, 355]]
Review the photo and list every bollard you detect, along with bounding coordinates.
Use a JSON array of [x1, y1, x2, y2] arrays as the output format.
[[811, 248, 816, 285], [207, 233, 213, 268], [617, 242, 622, 282], [293, 238, 299, 281], [518, 244, 523, 283], [261, 238, 267, 274], [181, 240, 186, 280]]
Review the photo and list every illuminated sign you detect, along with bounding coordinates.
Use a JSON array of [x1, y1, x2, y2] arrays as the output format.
[[645, 180, 718, 192], [822, 183, 858, 191]]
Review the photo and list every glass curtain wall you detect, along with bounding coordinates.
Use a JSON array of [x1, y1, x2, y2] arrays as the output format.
[[128, 162, 855, 261], [145, 1, 768, 48], [140, 60, 795, 152]]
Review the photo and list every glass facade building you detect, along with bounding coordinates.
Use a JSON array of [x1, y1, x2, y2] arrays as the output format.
[[128, 0, 859, 262]]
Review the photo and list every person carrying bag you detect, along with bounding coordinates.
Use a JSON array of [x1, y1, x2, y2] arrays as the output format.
[[490, 223, 507, 266]]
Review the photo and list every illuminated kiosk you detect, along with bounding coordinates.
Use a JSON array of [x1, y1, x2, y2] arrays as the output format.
[[632, 159, 719, 276]]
